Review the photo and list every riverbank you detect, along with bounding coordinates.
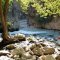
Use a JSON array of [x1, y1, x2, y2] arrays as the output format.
[[0, 33, 60, 60]]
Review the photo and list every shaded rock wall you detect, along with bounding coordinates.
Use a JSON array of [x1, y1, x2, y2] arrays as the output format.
[[28, 16, 60, 30]]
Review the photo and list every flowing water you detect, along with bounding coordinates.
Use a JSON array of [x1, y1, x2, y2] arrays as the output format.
[[0, 19, 60, 38], [9, 19, 60, 38]]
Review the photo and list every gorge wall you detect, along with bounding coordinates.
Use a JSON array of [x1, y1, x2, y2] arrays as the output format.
[[28, 16, 60, 30]]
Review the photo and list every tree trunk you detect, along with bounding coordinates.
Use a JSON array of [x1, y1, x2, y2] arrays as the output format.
[[0, 0, 9, 41]]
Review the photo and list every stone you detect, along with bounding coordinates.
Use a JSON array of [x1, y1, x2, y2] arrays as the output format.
[[56, 40, 60, 46], [38, 55, 56, 60], [27, 36, 37, 43], [6, 44, 16, 50], [0, 50, 10, 56], [20, 55, 36, 60], [38, 55, 46, 60], [31, 45, 55, 56], [56, 55, 60, 60], [22, 52, 32, 59], [11, 48, 25, 58], [44, 47, 55, 55], [45, 55, 56, 60], [14, 33, 26, 41], [0, 38, 3, 42], [32, 47, 44, 56], [40, 43, 46, 47], [0, 56, 14, 60]]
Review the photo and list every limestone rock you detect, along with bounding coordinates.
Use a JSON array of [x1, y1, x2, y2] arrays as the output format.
[[14, 34, 26, 41], [44, 47, 55, 55], [11, 48, 25, 57], [27, 36, 37, 43], [38, 55, 56, 60], [56, 55, 60, 60], [6, 44, 16, 50], [45, 55, 56, 60], [32, 47, 44, 56], [0, 50, 10, 56]]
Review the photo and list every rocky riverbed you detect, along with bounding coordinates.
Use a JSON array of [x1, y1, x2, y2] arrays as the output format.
[[0, 34, 60, 60]]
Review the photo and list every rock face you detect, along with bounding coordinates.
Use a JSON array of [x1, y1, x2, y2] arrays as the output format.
[[28, 16, 60, 30]]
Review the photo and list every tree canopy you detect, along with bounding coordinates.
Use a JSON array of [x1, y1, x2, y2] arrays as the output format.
[[19, 0, 60, 17]]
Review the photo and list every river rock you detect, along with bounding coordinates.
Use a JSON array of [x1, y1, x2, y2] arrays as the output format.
[[27, 36, 37, 43], [20, 55, 36, 60], [0, 56, 14, 60], [31, 47, 44, 56], [0, 38, 3, 42], [14, 33, 26, 41], [31, 45, 55, 56], [38, 55, 56, 60], [22, 52, 32, 59], [30, 43, 46, 50], [0, 50, 10, 56], [11, 48, 25, 58], [56, 55, 60, 60], [38, 55, 46, 60], [5, 44, 16, 50], [56, 40, 60, 46], [45, 55, 56, 60], [44, 47, 55, 55]]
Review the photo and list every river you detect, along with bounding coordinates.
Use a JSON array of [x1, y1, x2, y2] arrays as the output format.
[[0, 19, 60, 38]]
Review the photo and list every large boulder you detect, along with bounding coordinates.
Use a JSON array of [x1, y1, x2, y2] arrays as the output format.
[[31, 44, 55, 56]]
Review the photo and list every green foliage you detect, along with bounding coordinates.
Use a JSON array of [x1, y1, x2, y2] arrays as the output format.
[[2, 0, 13, 11], [19, 0, 60, 17]]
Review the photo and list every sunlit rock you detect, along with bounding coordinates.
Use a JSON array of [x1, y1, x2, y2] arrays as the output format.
[[44, 47, 55, 55], [38, 55, 56, 60], [0, 50, 10, 56], [0, 56, 14, 60], [11, 48, 25, 58], [14, 33, 26, 41], [5, 44, 16, 50], [0, 38, 3, 42], [27, 36, 38, 43]]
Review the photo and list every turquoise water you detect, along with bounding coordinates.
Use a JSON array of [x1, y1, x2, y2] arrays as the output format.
[[9, 27, 60, 37]]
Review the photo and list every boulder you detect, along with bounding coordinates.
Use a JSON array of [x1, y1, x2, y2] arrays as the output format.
[[56, 55, 60, 60], [27, 36, 37, 43], [0, 50, 10, 56], [11, 48, 25, 58], [31, 45, 55, 56], [5, 44, 16, 50], [45, 55, 56, 60], [38, 55, 56, 60], [14, 34, 26, 41], [44, 47, 55, 55]]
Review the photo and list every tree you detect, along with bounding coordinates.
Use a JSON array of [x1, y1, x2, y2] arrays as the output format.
[[0, 0, 9, 41], [19, 0, 60, 17], [0, 0, 15, 44]]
